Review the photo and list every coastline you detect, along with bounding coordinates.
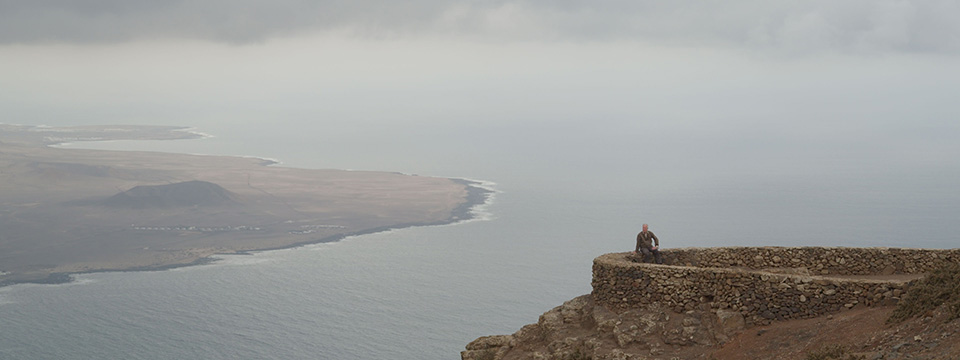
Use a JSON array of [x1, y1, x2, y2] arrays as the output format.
[[221, 178, 494, 255], [0, 178, 494, 289], [0, 123, 496, 289]]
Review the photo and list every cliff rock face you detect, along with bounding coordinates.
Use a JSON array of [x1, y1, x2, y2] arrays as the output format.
[[462, 295, 745, 360], [463, 293, 960, 360], [465, 249, 960, 360]]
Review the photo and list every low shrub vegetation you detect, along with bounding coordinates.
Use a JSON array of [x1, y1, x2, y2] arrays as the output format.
[[888, 263, 960, 323]]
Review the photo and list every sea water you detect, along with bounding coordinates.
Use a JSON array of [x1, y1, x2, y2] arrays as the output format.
[[2, 119, 958, 359]]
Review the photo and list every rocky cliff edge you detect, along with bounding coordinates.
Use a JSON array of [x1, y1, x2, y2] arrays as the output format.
[[463, 250, 960, 360]]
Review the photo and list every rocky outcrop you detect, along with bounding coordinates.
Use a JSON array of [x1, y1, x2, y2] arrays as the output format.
[[464, 247, 960, 360], [462, 295, 745, 360]]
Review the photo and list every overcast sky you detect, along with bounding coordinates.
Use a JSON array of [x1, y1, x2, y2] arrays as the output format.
[[1, 1, 958, 247], [1, 0, 959, 54], [2, 1, 958, 182]]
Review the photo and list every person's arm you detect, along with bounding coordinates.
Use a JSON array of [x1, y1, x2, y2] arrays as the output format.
[[651, 232, 659, 247], [635, 233, 641, 253]]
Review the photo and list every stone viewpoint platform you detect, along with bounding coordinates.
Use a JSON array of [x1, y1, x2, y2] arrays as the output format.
[[592, 247, 960, 326]]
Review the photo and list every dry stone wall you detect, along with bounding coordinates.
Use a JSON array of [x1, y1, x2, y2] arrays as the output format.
[[592, 247, 960, 326], [665, 247, 960, 276]]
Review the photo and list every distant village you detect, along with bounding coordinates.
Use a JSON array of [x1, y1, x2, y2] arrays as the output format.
[[131, 225, 263, 232], [131, 224, 345, 235]]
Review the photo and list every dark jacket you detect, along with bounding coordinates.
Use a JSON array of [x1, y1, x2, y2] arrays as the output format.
[[635, 231, 659, 251]]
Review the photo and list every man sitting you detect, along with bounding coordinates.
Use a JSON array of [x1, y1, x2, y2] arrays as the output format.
[[634, 223, 663, 264]]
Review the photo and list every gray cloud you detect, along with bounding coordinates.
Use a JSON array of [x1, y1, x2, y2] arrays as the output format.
[[0, 0, 473, 44], [1, 0, 958, 54]]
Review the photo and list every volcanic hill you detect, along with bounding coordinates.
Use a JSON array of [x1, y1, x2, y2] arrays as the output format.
[[102, 180, 238, 208]]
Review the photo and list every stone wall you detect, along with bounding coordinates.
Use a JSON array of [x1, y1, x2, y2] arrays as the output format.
[[592, 247, 960, 326], [665, 247, 960, 276]]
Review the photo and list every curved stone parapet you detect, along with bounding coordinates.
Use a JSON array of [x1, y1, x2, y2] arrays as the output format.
[[592, 247, 960, 326]]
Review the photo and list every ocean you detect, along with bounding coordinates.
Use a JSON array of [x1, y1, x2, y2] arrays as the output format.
[[1, 117, 957, 359]]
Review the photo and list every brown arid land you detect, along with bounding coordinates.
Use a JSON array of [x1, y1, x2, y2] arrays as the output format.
[[0, 124, 487, 286]]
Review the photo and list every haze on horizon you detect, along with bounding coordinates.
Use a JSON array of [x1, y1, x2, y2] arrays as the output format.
[[3, 5, 960, 359], [2, 0, 959, 246]]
